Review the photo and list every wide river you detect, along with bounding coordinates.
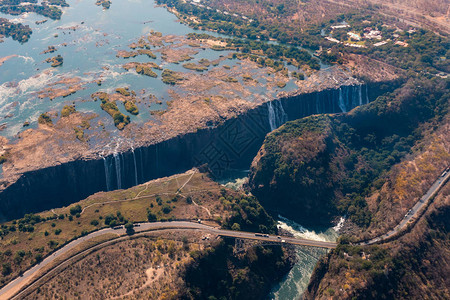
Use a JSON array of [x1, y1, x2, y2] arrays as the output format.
[[0, 0, 301, 139], [1, 2, 337, 296]]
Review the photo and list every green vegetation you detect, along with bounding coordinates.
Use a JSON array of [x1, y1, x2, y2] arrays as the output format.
[[124, 100, 139, 115], [69, 205, 82, 215], [95, 0, 111, 9], [115, 87, 131, 97], [182, 62, 208, 72], [37, 113, 52, 125], [161, 69, 184, 85], [188, 33, 319, 70], [135, 64, 157, 77], [318, 14, 450, 75], [124, 222, 134, 235], [0, 18, 32, 43], [73, 127, 84, 141], [122, 62, 161, 77], [46, 55, 63, 67], [0, 171, 278, 289], [0, 4, 62, 20], [291, 71, 304, 80], [61, 105, 76, 117], [94, 92, 131, 130], [250, 77, 449, 227], [220, 187, 277, 234], [182, 240, 292, 299], [136, 49, 156, 59], [309, 197, 450, 299], [222, 76, 238, 83], [159, 0, 448, 75], [47, 0, 68, 6]]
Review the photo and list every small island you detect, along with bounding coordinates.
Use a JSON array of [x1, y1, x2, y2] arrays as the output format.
[[0, 18, 32, 43], [45, 55, 63, 67]]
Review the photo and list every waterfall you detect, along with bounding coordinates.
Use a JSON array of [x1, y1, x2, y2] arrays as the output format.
[[365, 85, 369, 104], [278, 101, 288, 125], [139, 148, 144, 183], [316, 93, 320, 114], [120, 153, 125, 187], [268, 100, 288, 131], [338, 88, 346, 112], [352, 85, 358, 108], [268, 101, 276, 131], [114, 152, 122, 189], [155, 144, 159, 177], [358, 85, 362, 106], [132, 148, 138, 186], [103, 157, 111, 192]]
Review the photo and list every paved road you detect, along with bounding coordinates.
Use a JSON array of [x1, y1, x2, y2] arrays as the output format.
[[0, 221, 336, 299], [5, 169, 446, 299], [361, 167, 450, 245]]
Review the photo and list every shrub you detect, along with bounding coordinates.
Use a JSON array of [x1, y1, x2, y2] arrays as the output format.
[[162, 205, 172, 214], [38, 113, 52, 125], [61, 105, 76, 117], [2, 263, 11, 276], [125, 222, 135, 235], [69, 205, 82, 215], [34, 253, 43, 263], [147, 211, 157, 222]]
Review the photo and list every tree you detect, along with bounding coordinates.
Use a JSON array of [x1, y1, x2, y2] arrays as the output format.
[[2, 263, 11, 276], [162, 204, 172, 214], [38, 113, 52, 125], [125, 222, 135, 235], [34, 253, 43, 263], [70, 205, 82, 215], [147, 211, 157, 222], [231, 223, 241, 231]]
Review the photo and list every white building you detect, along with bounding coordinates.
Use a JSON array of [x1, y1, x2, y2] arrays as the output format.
[[347, 32, 361, 41]]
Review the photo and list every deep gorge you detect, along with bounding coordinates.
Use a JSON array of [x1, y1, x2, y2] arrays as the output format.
[[0, 82, 394, 220]]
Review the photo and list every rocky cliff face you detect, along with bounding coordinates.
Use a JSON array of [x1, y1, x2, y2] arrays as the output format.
[[248, 78, 448, 228], [248, 115, 341, 225], [304, 176, 449, 300], [0, 84, 379, 221], [247, 77, 449, 299]]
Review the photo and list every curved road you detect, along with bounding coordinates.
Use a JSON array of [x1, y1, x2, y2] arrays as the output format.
[[0, 221, 336, 299], [3, 168, 447, 298], [361, 167, 450, 245]]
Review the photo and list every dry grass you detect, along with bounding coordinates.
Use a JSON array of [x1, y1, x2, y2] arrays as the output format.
[[362, 117, 450, 240], [0, 170, 237, 288], [27, 235, 209, 299]]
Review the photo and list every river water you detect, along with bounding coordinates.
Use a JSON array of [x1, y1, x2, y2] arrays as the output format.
[[218, 173, 341, 299], [0, 0, 303, 139], [269, 216, 340, 299]]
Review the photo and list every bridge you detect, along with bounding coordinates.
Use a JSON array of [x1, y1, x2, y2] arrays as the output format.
[[2, 167, 448, 299], [0, 221, 336, 299]]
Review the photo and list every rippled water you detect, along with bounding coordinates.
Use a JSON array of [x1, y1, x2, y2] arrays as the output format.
[[216, 173, 341, 300], [269, 216, 340, 300], [0, 0, 304, 139]]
